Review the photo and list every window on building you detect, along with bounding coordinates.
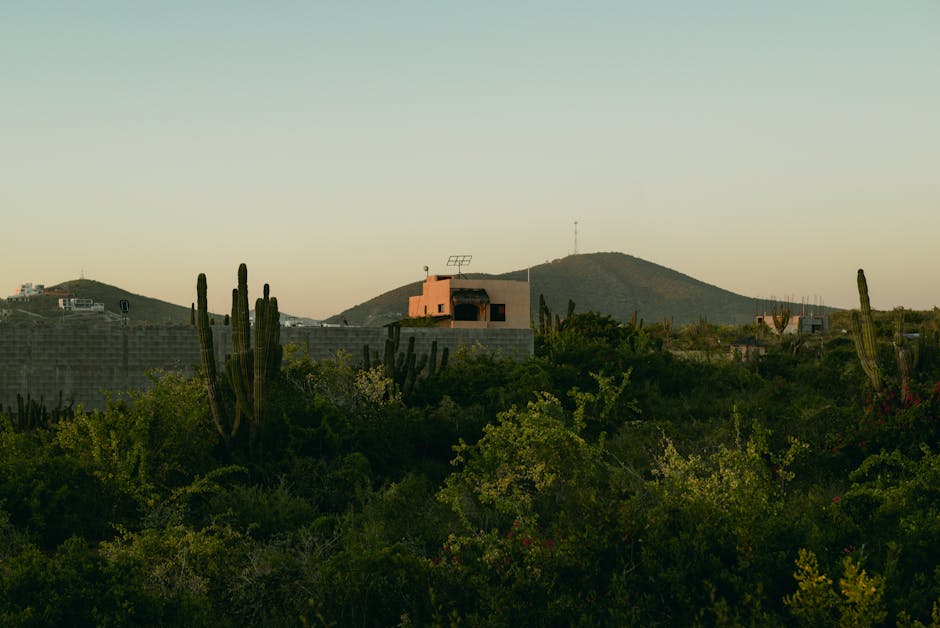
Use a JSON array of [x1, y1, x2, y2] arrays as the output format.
[[491, 303, 506, 322], [437, 303, 444, 313]]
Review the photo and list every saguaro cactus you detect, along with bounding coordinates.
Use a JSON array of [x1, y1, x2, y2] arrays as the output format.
[[851, 269, 884, 394]]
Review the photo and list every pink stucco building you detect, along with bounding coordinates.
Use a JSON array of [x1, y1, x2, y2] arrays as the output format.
[[408, 275, 530, 329]]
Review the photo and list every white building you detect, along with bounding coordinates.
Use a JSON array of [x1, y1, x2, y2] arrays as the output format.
[[58, 298, 105, 312]]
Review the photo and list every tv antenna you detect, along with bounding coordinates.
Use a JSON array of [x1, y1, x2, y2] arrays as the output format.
[[446, 254, 472, 278]]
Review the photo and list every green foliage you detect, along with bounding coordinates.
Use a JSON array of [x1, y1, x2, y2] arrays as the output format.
[[54, 372, 217, 503], [0, 537, 172, 627], [435, 393, 631, 624], [784, 548, 887, 627], [629, 416, 809, 624], [10, 273, 940, 624]]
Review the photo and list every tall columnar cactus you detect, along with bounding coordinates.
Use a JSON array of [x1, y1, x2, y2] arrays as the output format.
[[894, 307, 913, 404], [851, 269, 884, 394], [537, 294, 555, 334], [228, 264, 254, 427], [197, 273, 236, 444], [427, 340, 439, 378], [251, 283, 281, 459]]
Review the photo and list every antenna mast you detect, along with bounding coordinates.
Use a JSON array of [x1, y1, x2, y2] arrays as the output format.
[[446, 254, 472, 278], [573, 220, 579, 255]]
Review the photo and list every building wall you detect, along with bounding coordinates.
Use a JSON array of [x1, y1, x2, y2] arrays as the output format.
[[451, 278, 529, 328], [0, 323, 533, 411], [409, 275, 455, 317], [408, 276, 530, 328]]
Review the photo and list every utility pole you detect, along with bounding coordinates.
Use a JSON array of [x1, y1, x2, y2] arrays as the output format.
[[573, 220, 578, 255]]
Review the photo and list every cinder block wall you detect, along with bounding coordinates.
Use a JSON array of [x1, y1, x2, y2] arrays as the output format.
[[0, 323, 533, 411]]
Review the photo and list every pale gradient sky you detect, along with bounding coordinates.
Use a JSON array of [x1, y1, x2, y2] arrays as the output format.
[[3, 2, 938, 319]]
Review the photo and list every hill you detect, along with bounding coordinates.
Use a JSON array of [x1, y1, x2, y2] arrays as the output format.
[[4, 279, 195, 324], [326, 252, 761, 327]]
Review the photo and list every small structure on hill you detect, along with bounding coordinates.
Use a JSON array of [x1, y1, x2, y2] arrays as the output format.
[[730, 337, 767, 360], [408, 274, 530, 329], [58, 298, 105, 313]]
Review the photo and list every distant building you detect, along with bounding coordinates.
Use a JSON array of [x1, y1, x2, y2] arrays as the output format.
[[59, 298, 105, 313], [9, 283, 45, 301], [755, 311, 829, 335], [408, 275, 530, 329], [730, 337, 767, 360]]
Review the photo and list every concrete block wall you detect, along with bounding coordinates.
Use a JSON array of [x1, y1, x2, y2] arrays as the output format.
[[0, 323, 533, 411]]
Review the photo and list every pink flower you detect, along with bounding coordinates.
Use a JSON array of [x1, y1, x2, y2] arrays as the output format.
[[832, 496, 841, 504], [522, 537, 531, 547]]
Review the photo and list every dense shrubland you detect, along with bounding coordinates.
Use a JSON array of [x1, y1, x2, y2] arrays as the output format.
[[4, 287, 940, 625]]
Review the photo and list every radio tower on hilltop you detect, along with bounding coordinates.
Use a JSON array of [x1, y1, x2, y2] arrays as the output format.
[[573, 220, 579, 255]]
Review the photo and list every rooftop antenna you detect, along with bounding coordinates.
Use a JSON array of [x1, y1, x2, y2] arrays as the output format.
[[573, 220, 579, 255], [446, 254, 472, 278]]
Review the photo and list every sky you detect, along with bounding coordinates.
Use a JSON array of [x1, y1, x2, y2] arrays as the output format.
[[3, 2, 938, 319]]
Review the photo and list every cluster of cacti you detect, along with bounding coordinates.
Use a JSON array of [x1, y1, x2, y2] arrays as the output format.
[[196, 263, 281, 456], [536, 295, 574, 334], [362, 325, 447, 398], [3, 391, 73, 432], [851, 269, 884, 394]]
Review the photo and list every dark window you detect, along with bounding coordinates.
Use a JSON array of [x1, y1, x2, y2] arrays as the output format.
[[454, 303, 479, 321], [437, 303, 444, 313], [491, 303, 506, 322]]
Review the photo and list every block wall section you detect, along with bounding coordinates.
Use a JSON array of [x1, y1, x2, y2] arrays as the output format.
[[0, 324, 533, 411], [279, 327, 533, 362], [0, 324, 202, 411]]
